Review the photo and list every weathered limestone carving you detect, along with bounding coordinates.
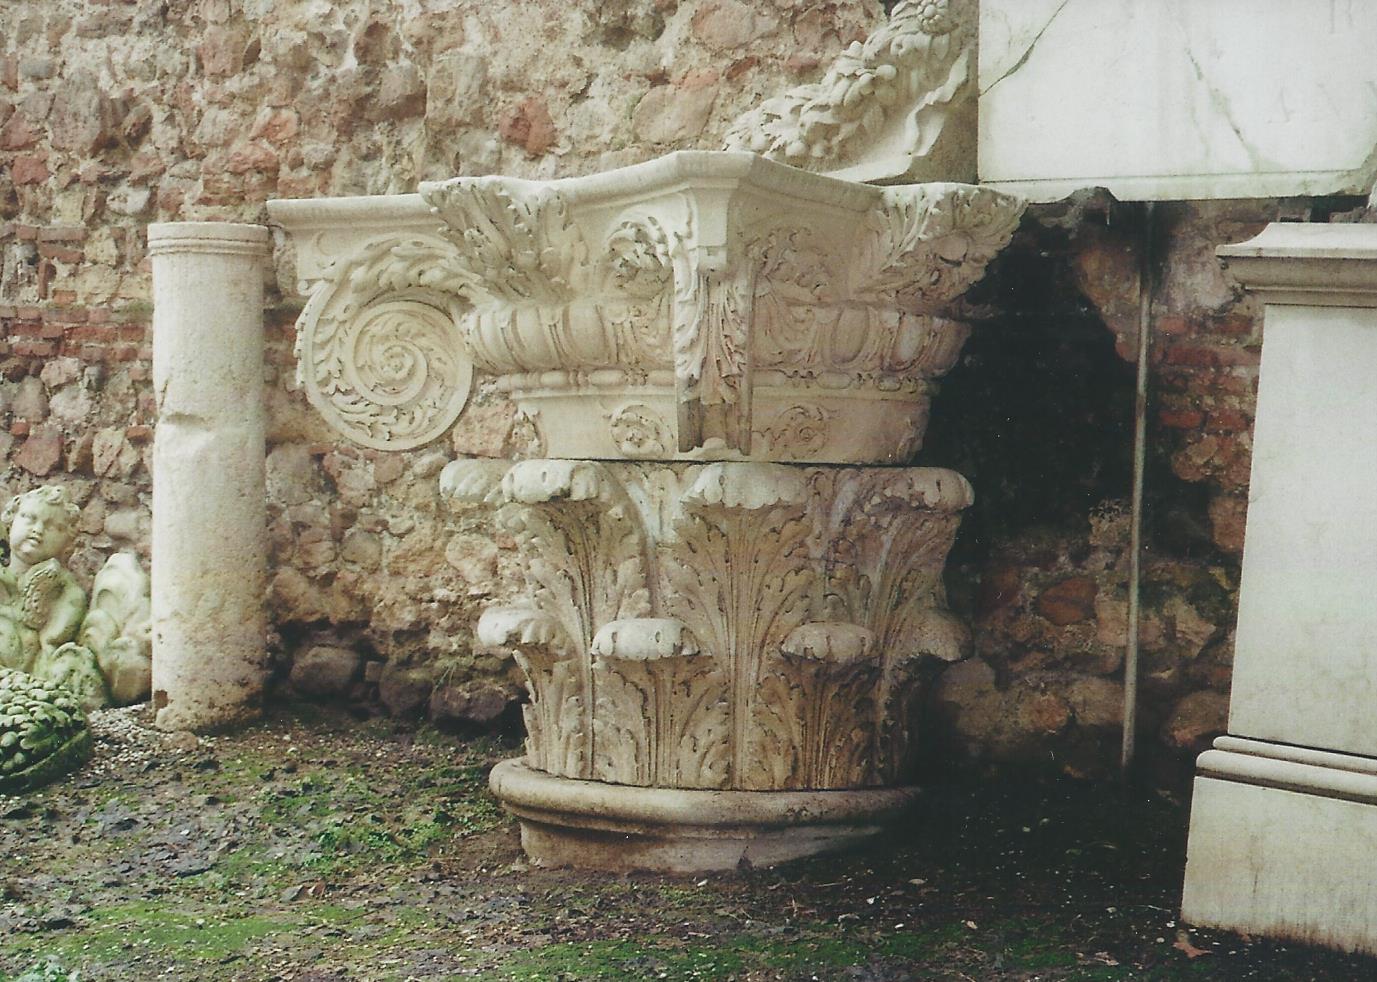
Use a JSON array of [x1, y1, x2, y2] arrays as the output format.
[[416, 153, 1019, 463], [274, 149, 1025, 871], [0, 667, 92, 794], [0, 485, 152, 711], [276, 154, 1020, 463], [80, 553, 153, 707], [294, 234, 475, 451], [724, 0, 976, 183], [445, 460, 971, 796]]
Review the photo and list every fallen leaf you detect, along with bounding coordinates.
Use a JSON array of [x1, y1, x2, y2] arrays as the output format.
[[1174, 933, 1212, 959]]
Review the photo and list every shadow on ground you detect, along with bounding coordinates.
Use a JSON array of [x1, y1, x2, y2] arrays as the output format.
[[1, 704, 1371, 981]]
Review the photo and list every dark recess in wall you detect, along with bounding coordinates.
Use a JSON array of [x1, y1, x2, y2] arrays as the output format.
[[917, 224, 1136, 570]]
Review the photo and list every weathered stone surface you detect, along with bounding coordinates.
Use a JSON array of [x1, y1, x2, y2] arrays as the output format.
[[377, 663, 433, 717], [14, 426, 63, 476], [340, 528, 382, 569], [289, 644, 362, 699], [1161, 691, 1229, 751], [498, 97, 556, 157], [632, 79, 718, 144], [1035, 576, 1097, 626], [691, 1, 780, 50], [266, 443, 317, 506], [425, 52, 487, 129], [429, 682, 510, 726], [149, 223, 271, 732], [1065, 677, 1123, 729], [444, 533, 497, 586], [12, 376, 48, 421]]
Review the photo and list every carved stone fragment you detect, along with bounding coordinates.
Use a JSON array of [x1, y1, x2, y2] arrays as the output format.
[[723, 0, 977, 183], [443, 460, 970, 798], [270, 147, 1024, 871], [272, 152, 1022, 464], [0, 484, 153, 711]]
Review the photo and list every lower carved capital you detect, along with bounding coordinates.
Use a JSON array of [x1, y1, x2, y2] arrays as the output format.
[[448, 460, 972, 792]]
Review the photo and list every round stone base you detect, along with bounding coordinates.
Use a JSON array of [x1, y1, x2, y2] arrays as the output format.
[[489, 758, 920, 873]]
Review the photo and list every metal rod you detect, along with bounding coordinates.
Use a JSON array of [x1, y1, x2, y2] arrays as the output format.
[[1122, 200, 1155, 779]]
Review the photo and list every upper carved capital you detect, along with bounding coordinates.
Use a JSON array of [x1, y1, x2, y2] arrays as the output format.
[[272, 151, 1023, 461], [723, 0, 976, 183]]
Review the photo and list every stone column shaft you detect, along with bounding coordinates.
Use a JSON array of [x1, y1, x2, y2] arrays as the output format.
[[148, 222, 271, 731]]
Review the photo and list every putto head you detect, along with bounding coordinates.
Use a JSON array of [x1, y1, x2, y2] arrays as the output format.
[[3, 484, 82, 566]]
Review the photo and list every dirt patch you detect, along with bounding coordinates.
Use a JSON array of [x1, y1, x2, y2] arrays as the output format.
[[1, 704, 1372, 980]]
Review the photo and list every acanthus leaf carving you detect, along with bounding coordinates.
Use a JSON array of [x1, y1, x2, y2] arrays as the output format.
[[590, 618, 730, 790], [278, 152, 1023, 464], [671, 247, 754, 455], [454, 460, 970, 796], [493, 461, 654, 779], [819, 468, 972, 781], [746, 622, 880, 789], [422, 179, 587, 306], [853, 186, 1023, 312], [475, 606, 585, 778], [663, 464, 815, 786]]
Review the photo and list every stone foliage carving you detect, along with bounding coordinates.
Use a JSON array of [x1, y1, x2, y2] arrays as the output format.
[[415, 152, 1022, 463], [0, 485, 152, 711], [446, 459, 971, 792], [292, 233, 475, 451], [723, 0, 976, 183], [275, 153, 1019, 461], [0, 667, 92, 794]]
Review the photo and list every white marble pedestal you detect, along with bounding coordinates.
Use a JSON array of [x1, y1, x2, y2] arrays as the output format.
[[1181, 224, 1377, 953]]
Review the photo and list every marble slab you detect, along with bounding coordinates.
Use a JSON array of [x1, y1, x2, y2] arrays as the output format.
[[978, 0, 1377, 201]]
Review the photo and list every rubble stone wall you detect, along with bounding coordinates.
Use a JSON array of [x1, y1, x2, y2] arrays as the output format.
[[1, 0, 1345, 775]]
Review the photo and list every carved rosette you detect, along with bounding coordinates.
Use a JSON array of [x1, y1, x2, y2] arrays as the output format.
[[445, 459, 972, 792], [292, 234, 476, 451]]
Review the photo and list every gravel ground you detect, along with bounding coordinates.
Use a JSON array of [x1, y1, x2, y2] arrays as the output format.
[[1, 703, 1373, 981]]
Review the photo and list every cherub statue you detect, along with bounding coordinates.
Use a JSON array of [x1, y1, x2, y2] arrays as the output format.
[[0, 485, 152, 710]]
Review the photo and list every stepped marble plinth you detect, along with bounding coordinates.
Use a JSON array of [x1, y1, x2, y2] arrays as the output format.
[[1181, 225, 1377, 952]]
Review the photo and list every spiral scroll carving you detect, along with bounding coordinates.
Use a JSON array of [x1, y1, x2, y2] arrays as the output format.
[[294, 235, 475, 451]]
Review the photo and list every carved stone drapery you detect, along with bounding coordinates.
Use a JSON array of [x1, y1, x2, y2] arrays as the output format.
[[444, 459, 971, 794]]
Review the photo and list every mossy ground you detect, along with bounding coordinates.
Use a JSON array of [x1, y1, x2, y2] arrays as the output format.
[[1, 704, 1372, 981]]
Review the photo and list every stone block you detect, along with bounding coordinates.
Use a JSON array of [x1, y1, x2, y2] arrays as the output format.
[[14, 426, 62, 476], [289, 644, 362, 699], [1035, 576, 1096, 626], [378, 663, 433, 717], [979, 0, 1377, 200]]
